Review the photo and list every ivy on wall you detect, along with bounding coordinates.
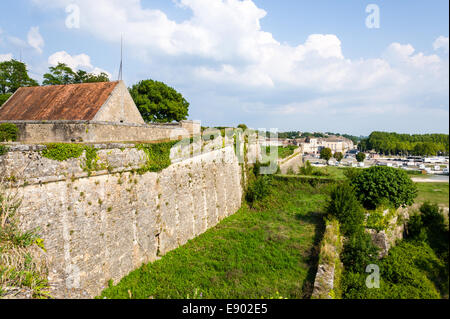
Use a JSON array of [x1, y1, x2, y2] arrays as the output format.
[[41, 143, 102, 176], [41, 143, 86, 161], [0, 145, 8, 156], [136, 141, 178, 173]]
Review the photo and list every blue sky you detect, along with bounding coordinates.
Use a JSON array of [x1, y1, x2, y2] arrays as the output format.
[[0, 0, 448, 135]]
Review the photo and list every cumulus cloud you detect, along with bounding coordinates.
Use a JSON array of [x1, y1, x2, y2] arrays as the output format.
[[48, 51, 112, 78], [433, 36, 449, 53], [30, 0, 449, 132], [48, 51, 92, 69], [27, 26, 45, 53], [0, 53, 13, 62]]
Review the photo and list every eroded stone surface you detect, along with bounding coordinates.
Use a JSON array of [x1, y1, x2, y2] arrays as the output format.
[[13, 146, 243, 299]]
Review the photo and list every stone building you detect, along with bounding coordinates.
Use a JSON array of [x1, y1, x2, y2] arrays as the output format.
[[297, 136, 355, 155], [0, 81, 199, 143]]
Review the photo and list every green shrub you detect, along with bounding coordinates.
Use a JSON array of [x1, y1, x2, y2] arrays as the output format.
[[246, 175, 272, 205], [350, 166, 417, 209], [299, 161, 329, 177], [0, 123, 18, 142], [41, 143, 85, 161], [407, 212, 428, 242], [320, 148, 332, 161], [365, 200, 396, 232], [0, 145, 8, 156], [341, 271, 368, 299], [356, 152, 366, 163], [408, 202, 449, 262], [341, 230, 379, 274], [136, 141, 178, 173], [326, 183, 365, 236], [419, 201, 446, 228], [334, 152, 343, 162], [299, 161, 314, 175], [378, 241, 443, 298], [1, 178, 50, 299], [343, 167, 361, 181]]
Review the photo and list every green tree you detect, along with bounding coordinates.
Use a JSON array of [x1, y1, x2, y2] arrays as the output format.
[[0, 93, 12, 107], [356, 152, 366, 163], [334, 152, 343, 162], [129, 79, 189, 123], [42, 63, 110, 85], [364, 131, 449, 156], [0, 59, 38, 94], [237, 124, 248, 131], [326, 183, 365, 236], [73, 69, 110, 84], [320, 147, 332, 162], [0, 123, 19, 142], [350, 166, 418, 209]]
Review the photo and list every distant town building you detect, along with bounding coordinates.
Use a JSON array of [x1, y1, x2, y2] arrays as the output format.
[[296, 136, 356, 155]]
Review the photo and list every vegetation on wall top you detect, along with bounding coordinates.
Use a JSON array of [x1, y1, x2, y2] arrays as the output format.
[[0, 123, 19, 142], [136, 141, 178, 173], [41, 143, 86, 161], [0, 145, 8, 156]]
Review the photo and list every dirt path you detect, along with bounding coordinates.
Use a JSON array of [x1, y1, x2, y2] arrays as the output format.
[[411, 178, 449, 183]]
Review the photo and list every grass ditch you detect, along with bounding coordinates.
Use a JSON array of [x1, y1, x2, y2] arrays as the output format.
[[98, 178, 331, 299]]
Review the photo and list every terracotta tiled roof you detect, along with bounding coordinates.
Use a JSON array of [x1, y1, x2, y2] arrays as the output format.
[[0, 81, 119, 121]]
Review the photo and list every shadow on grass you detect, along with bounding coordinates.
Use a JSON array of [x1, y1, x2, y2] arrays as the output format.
[[295, 211, 326, 298]]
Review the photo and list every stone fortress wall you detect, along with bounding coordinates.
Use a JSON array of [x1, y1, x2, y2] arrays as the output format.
[[0, 134, 262, 298]]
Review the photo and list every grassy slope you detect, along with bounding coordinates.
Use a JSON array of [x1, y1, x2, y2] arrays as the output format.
[[415, 182, 449, 207], [99, 179, 328, 299]]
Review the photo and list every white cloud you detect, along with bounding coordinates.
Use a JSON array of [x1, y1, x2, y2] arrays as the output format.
[[0, 53, 13, 62], [48, 51, 92, 69], [48, 51, 111, 78], [433, 36, 449, 53], [30, 0, 449, 131], [91, 67, 112, 79], [27, 26, 45, 53]]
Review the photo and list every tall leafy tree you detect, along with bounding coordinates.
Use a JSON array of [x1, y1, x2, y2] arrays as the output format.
[[42, 63, 110, 85], [0, 93, 12, 107], [0, 59, 38, 95], [320, 147, 332, 162], [129, 79, 189, 123], [334, 152, 344, 162], [356, 152, 366, 163]]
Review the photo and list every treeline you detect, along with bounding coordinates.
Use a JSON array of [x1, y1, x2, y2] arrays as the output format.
[[359, 131, 449, 156]]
